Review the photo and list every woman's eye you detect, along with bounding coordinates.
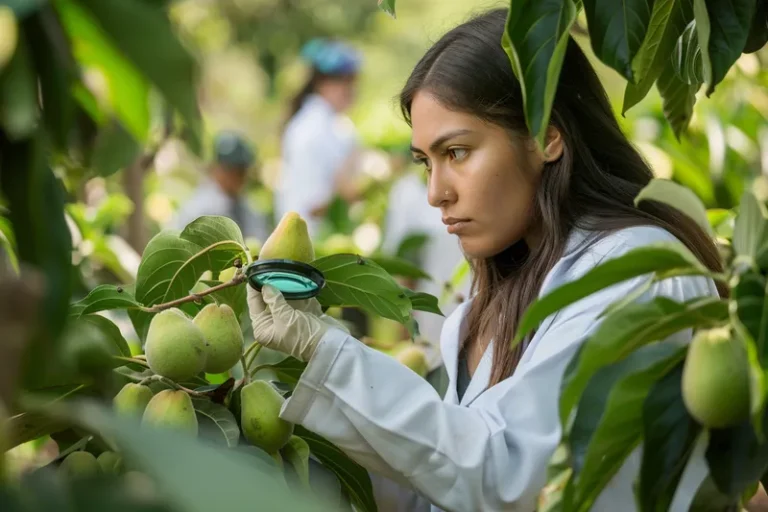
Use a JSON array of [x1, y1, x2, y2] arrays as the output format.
[[412, 156, 431, 171], [448, 148, 468, 161]]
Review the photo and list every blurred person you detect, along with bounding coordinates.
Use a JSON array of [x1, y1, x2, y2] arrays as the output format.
[[171, 131, 269, 240], [275, 38, 365, 238], [246, 9, 724, 512]]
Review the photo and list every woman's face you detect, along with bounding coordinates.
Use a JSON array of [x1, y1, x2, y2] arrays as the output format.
[[409, 91, 544, 259]]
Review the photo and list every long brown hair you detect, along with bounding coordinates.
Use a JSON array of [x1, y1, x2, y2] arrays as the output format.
[[399, 8, 724, 386]]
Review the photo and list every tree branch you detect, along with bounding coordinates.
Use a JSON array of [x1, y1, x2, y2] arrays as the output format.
[[140, 274, 247, 314]]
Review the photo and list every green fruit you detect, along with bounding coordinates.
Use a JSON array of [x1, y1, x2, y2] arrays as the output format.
[[194, 303, 244, 374], [219, 266, 237, 282], [97, 451, 124, 475], [241, 381, 293, 454], [59, 451, 101, 479], [113, 383, 154, 417], [142, 390, 198, 437], [395, 345, 429, 378], [682, 327, 750, 429], [259, 211, 315, 263], [145, 309, 208, 381]]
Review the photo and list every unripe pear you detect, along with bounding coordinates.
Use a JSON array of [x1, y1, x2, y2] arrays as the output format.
[[259, 212, 315, 263], [59, 451, 101, 479], [194, 303, 244, 374], [682, 327, 750, 429], [142, 390, 198, 437], [97, 451, 124, 475], [145, 309, 208, 382], [395, 345, 429, 378], [113, 383, 154, 418], [219, 266, 237, 282], [241, 381, 293, 454]]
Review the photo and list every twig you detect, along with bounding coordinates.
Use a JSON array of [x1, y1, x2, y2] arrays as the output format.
[[137, 375, 207, 397], [249, 363, 272, 379], [240, 356, 249, 384], [140, 275, 247, 314], [113, 356, 149, 368], [243, 342, 262, 371]]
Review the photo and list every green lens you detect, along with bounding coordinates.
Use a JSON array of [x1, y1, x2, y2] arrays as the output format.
[[253, 271, 319, 294], [245, 259, 325, 300]]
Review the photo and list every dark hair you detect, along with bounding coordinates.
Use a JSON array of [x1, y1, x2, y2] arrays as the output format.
[[284, 69, 353, 129], [399, 8, 725, 386]]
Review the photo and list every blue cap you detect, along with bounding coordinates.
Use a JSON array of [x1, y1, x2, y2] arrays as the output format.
[[213, 131, 256, 169], [300, 38, 362, 76]]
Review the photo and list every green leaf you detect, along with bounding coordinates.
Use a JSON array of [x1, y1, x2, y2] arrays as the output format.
[[56, 0, 151, 143], [637, 363, 702, 512], [705, 405, 768, 500], [254, 357, 307, 386], [515, 242, 708, 343], [501, 0, 577, 146], [282, 435, 311, 488], [0, 134, 72, 389], [624, 0, 694, 114], [635, 178, 713, 235], [70, 284, 141, 316], [582, 0, 655, 81], [671, 19, 704, 85], [743, 0, 768, 53], [6, 384, 87, 449], [295, 425, 377, 512], [42, 400, 330, 512], [0, 35, 38, 139], [368, 255, 431, 280], [75, 0, 201, 151], [313, 254, 412, 324], [565, 341, 687, 512], [656, 54, 699, 140], [403, 289, 443, 316], [395, 232, 429, 260], [192, 397, 240, 448], [560, 296, 727, 424], [130, 217, 247, 341], [377, 0, 395, 18], [78, 314, 131, 358], [91, 120, 140, 176], [732, 190, 768, 268], [694, 0, 757, 96]]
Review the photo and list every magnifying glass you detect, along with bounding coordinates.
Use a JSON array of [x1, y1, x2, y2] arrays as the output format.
[[245, 259, 326, 300]]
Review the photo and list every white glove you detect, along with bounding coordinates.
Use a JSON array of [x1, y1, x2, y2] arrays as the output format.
[[247, 284, 349, 362]]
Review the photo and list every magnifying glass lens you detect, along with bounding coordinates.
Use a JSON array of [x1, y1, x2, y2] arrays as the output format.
[[245, 260, 325, 300]]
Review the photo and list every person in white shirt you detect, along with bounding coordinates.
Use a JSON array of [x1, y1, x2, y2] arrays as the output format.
[[245, 9, 725, 511], [275, 38, 365, 238], [171, 131, 269, 241]]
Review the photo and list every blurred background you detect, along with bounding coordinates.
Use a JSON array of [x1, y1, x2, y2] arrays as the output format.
[[53, 0, 767, 395]]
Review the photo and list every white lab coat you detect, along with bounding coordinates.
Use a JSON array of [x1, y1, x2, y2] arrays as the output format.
[[276, 94, 358, 237], [281, 225, 719, 511]]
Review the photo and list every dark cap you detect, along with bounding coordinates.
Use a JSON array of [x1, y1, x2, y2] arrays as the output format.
[[213, 131, 256, 169]]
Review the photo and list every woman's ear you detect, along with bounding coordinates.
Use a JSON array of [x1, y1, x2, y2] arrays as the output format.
[[542, 126, 564, 163]]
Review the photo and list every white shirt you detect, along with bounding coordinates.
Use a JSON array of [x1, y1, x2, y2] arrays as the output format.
[[280, 225, 719, 511], [170, 178, 269, 241], [276, 94, 358, 237]]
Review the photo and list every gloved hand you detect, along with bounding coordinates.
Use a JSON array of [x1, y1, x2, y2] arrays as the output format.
[[247, 284, 349, 362]]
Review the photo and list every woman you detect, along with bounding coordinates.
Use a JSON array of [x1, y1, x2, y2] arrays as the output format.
[[275, 38, 365, 238], [249, 9, 723, 511]]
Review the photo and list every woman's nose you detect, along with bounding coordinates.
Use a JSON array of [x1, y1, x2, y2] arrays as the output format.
[[427, 169, 456, 208]]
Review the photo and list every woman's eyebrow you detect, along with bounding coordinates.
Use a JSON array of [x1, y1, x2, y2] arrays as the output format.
[[410, 129, 473, 153]]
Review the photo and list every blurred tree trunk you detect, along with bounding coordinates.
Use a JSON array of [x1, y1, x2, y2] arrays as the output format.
[[122, 154, 152, 253]]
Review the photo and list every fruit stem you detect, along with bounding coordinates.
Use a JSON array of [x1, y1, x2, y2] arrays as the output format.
[[248, 363, 271, 379], [151, 376, 207, 398], [113, 356, 149, 368], [140, 275, 247, 313], [243, 342, 262, 370]]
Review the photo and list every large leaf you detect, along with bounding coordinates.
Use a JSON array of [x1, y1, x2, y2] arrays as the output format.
[[313, 254, 412, 324], [56, 0, 151, 144], [78, 314, 131, 358], [732, 190, 768, 269], [192, 397, 240, 448], [560, 296, 727, 424], [636, 363, 702, 512], [91, 120, 140, 176], [671, 19, 704, 85], [656, 54, 699, 140], [0, 34, 37, 139], [295, 425, 377, 512], [514, 242, 708, 343], [253, 357, 307, 386], [70, 284, 142, 316], [282, 435, 312, 488], [368, 255, 431, 280], [582, 0, 655, 81], [377, 0, 396, 18], [635, 179, 713, 236], [40, 399, 330, 512], [130, 217, 247, 341], [705, 405, 768, 500], [0, 133, 72, 389], [501, 0, 577, 146], [693, 0, 757, 96], [623, 0, 694, 114], [6, 384, 87, 448], [743, 0, 768, 53], [75, 0, 201, 151], [404, 289, 443, 316], [565, 341, 687, 512]]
